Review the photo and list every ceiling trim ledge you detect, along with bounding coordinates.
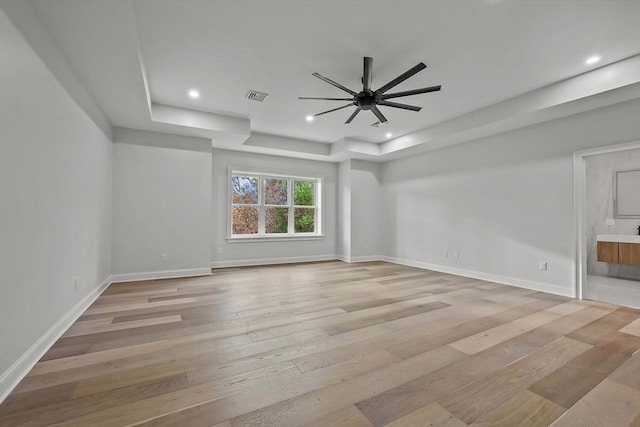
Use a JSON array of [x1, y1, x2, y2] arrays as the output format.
[[113, 127, 211, 152], [378, 55, 640, 160], [150, 103, 250, 145]]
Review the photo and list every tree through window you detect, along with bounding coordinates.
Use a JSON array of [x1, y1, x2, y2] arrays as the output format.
[[230, 172, 320, 238]]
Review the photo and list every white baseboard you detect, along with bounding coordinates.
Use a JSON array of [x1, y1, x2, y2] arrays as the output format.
[[110, 267, 212, 283], [349, 255, 383, 263], [381, 255, 575, 298], [212, 254, 339, 268], [337, 255, 383, 263], [0, 275, 112, 404]]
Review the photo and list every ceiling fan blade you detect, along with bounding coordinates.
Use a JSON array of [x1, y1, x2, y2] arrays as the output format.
[[345, 107, 362, 124], [298, 97, 354, 101], [376, 62, 427, 94], [314, 103, 353, 117], [382, 85, 441, 99], [312, 72, 358, 96], [363, 57, 373, 91], [378, 100, 422, 111], [370, 105, 388, 124]]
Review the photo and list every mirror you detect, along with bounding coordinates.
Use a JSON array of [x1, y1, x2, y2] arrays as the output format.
[[614, 169, 640, 218]]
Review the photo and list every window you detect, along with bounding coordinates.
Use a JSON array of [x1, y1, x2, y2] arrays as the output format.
[[230, 171, 321, 238]]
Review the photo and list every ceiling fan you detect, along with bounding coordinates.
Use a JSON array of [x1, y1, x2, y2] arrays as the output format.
[[299, 56, 441, 124]]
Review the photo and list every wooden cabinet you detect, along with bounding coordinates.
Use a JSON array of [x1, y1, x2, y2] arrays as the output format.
[[597, 241, 640, 266], [597, 242, 619, 263], [619, 243, 640, 265]]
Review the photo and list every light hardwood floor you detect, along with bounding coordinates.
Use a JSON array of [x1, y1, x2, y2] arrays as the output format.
[[1, 261, 639, 426]]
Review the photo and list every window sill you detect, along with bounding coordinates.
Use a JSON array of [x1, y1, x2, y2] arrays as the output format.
[[226, 235, 325, 243]]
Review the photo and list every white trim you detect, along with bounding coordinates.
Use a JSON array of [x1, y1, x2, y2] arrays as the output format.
[[0, 275, 112, 404], [349, 256, 383, 263], [212, 254, 338, 268], [573, 152, 586, 299], [381, 256, 575, 298], [226, 235, 325, 243], [110, 268, 211, 283], [572, 140, 640, 302], [337, 255, 383, 263]]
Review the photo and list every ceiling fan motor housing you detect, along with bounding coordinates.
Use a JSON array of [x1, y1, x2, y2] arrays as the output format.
[[354, 90, 379, 110]]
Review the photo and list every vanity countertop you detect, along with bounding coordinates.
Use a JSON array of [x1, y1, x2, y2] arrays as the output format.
[[597, 234, 640, 244]]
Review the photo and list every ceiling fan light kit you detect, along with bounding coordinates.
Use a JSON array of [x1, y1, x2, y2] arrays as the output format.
[[299, 56, 441, 124]]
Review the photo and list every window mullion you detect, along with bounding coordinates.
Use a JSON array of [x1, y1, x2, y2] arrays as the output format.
[[258, 175, 265, 235], [288, 178, 293, 234]]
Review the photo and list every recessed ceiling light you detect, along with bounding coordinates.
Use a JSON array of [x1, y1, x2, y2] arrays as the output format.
[[188, 89, 200, 99], [386, 132, 392, 138], [306, 115, 314, 122], [585, 55, 601, 65]]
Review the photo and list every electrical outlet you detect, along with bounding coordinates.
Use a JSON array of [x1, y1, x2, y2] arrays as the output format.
[[538, 261, 548, 271], [453, 251, 459, 260], [161, 253, 168, 262], [606, 218, 615, 226]]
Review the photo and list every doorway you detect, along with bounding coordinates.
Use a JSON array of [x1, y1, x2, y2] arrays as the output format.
[[574, 141, 640, 308]]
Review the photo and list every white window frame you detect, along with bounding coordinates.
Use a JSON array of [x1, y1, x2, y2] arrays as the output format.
[[228, 169, 323, 241]]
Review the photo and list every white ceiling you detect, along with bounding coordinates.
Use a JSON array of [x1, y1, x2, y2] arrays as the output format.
[[19, 0, 640, 159]]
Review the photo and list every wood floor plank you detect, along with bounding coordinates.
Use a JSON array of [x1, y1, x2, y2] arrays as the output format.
[[549, 379, 640, 427], [384, 402, 467, 427], [608, 352, 640, 391], [448, 310, 561, 355], [27, 340, 169, 376], [322, 301, 449, 335], [354, 305, 613, 427], [229, 346, 466, 427], [439, 337, 591, 424], [301, 405, 374, 427], [0, 383, 76, 418], [620, 317, 640, 337], [528, 332, 640, 409], [63, 314, 182, 338], [566, 307, 639, 344], [1, 261, 638, 426], [468, 389, 565, 427]]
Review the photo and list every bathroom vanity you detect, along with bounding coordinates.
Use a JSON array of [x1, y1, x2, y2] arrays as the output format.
[[597, 234, 640, 265]]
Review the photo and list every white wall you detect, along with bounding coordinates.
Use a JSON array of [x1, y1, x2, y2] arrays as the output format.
[[348, 160, 383, 260], [112, 131, 212, 279], [382, 100, 640, 296], [212, 149, 337, 267], [0, 9, 112, 389], [337, 160, 351, 259]]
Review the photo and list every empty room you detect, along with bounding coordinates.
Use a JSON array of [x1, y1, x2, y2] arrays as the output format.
[[1, 0, 640, 426]]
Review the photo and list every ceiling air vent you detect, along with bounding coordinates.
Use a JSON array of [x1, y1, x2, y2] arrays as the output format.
[[246, 90, 268, 102]]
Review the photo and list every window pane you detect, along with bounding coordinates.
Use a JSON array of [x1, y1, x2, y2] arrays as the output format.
[[264, 178, 288, 205], [232, 176, 258, 204], [294, 208, 315, 233], [293, 180, 315, 206], [232, 206, 258, 234], [265, 207, 288, 233]]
